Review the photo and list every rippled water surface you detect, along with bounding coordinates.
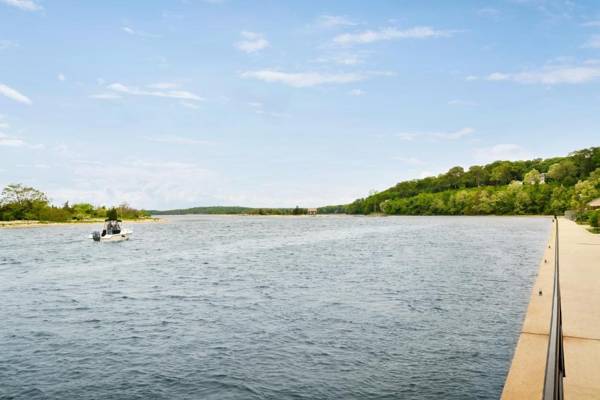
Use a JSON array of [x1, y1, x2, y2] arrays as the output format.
[[0, 215, 550, 399]]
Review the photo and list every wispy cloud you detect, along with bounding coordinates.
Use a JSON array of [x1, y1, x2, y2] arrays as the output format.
[[0, 39, 18, 50], [246, 101, 290, 118], [0, 0, 41, 11], [477, 7, 500, 17], [0, 132, 25, 147], [582, 35, 600, 49], [52, 159, 218, 208], [0, 83, 32, 105], [474, 144, 531, 162], [0, 115, 41, 148], [314, 52, 366, 65], [396, 127, 475, 141], [180, 101, 200, 109], [317, 15, 357, 28], [235, 31, 269, 53], [107, 83, 204, 101], [349, 89, 365, 96], [485, 63, 600, 84], [146, 135, 211, 145], [241, 69, 365, 87], [122, 26, 160, 38], [58, 73, 66, 81], [448, 99, 477, 106], [582, 20, 600, 27], [333, 26, 453, 45]]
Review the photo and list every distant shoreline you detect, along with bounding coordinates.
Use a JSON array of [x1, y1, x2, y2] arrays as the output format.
[[0, 218, 161, 229]]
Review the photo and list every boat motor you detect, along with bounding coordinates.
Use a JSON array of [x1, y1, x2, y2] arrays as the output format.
[[92, 231, 101, 242]]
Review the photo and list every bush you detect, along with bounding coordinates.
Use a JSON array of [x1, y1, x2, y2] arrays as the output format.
[[589, 210, 600, 228]]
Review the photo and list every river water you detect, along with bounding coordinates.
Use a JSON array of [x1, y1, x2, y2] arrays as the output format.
[[0, 215, 550, 399]]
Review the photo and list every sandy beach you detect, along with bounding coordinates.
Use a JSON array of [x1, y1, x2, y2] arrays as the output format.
[[0, 218, 162, 229]]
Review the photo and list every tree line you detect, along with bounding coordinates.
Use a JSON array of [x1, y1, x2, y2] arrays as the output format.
[[149, 205, 311, 216], [324, 147, 600, 224], [0, 184, 149, 222]]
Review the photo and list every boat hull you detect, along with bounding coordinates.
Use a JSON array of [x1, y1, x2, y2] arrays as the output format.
[[98, 233, 130, 242], [89, 230, 132, 242]]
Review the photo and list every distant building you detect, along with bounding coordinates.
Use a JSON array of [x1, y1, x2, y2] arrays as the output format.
[[588, 198, 600, 209], [539, 173, 546, 184], [307, 208, 318, 216]]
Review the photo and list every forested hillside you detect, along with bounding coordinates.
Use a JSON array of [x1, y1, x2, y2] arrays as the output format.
[[336, 147, 600, 217]]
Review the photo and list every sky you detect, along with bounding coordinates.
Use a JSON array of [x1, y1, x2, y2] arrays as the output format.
[[1, 0, 600, 209]]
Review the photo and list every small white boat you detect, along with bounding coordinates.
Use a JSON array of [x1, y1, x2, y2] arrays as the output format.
[[90, 219, 132, 242]]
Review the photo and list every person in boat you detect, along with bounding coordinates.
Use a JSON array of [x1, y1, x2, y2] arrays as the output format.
[[102, 220, 122, 236]]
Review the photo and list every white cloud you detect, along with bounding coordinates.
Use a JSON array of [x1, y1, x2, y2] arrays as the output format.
[[485, 64, 600, 84], [349, 89, 365, 96], [58, 73, 66, 81], [582, 35, 600, 49], [0, 83, 32, 104], [396, 127, 475, 141], [0, 132, 25, 147], [51, 160, 219, 208], [180, 101, 200, 109], [582, 20, 600, 27], [477, 7, 500, 17], [0, 39, 18, 50], [317, 15, 357, 28], [315, 52, 365, 65], [241, 69, 365, 87], [474, 144, 531, 162], [333, 26, 453, 45], [0, 0, 41, 11], [146, 135, 211, 145], [245, 101, 290, 118], [121, 26, 160, 38], [107, 82, 204, 101], [254, 109, 291, 118], [235, 31, 269, 53]]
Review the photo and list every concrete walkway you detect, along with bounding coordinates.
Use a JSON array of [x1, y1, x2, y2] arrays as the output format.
[[502, 218, 600, 399]]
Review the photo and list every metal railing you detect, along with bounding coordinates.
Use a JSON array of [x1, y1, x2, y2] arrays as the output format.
[[542, 217, 565, 400]]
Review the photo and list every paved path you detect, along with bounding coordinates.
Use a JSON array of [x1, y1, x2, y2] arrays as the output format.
[[502, 218, 600, 399]]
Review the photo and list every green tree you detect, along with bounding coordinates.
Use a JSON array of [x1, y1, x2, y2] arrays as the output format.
[[0, 184, 49, 220], [445, 166, 465, 189], [490, 163, 512, 185], [523, 169, 541, 184], [106, 207, 119, 220], [547, 160, 577, 184], [0, 184, 48, 206], [468, 165, 489, 187]]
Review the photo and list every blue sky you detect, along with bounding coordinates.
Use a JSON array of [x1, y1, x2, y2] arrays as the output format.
[[1, 0, 600, 209]]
